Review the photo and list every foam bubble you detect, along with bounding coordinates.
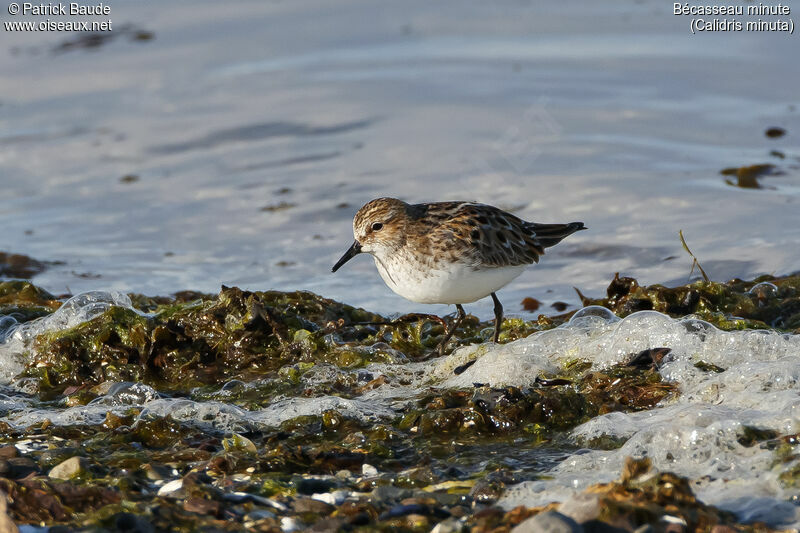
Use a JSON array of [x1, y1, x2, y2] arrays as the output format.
[[494, 309, 800, 527], [0, 290, 140, 384]]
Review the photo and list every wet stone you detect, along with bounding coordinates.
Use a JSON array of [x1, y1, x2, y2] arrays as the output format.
[[512, 511, 584, 533], [371, 484, 413, 503], [113, 512, 154, 533], [559, 492, 602, 524], [4, 457, 39, 479], [430, 517, 464, 533], [48, 456, 88, 480], [0, 446, 17, 460], [582, 520, 629, 533], [296, 477, 338, 495], [292, 497, 336, 515], [183, 497, 221, 516]]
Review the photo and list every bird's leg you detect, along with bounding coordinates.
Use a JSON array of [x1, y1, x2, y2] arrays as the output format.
[[491, 292, 503, 343], [436, 304, 466, 356]]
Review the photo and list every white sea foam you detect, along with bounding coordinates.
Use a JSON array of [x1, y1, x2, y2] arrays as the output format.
[[492, 310, 800, 528], [0, 290, 139, 384]]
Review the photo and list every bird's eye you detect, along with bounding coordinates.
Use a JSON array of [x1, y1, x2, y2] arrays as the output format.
[[371, 222, 383, 231]]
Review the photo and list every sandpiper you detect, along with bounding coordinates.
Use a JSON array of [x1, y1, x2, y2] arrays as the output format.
[[332, 198, 585, 354]]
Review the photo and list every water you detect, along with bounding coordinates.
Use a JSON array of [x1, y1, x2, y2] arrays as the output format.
[[2, 0, 798, 318], [2, 0, 800, 527]]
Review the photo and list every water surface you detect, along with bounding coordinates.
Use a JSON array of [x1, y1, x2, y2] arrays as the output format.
[[1, 0, 798, 317]]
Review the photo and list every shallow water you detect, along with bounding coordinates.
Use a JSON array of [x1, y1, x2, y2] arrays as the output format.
[[1, 0, 799, 318]]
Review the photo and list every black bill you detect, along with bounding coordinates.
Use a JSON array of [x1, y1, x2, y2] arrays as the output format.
[[331, 241, 362, 272]]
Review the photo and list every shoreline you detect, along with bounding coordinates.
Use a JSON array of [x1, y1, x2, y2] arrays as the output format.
[[0, 271, 797, 530]]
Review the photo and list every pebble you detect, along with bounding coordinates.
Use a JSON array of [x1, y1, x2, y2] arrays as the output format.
[[297, 477, 337, 495], [280, 516, 303, 532], [48, 456, 88, 480], [156, 478, 184, 497], [430, 517, 463, 533], [143, 463, 174, 481], [1, 457, 38, 480], [582, 520, 629, 532], [224, 491, 289, 511], [292, 497, 335, 514], [361, 463, 378, 477], [558, 492, 601, 523], [244, 509, 276, 521], [113, 512, 154, 533], [512, 511, 584, 533], [0, 446, 17, 459], [183, 497, 221, 516], [371, 484, 411, 502], [311, 489, 349, 506]]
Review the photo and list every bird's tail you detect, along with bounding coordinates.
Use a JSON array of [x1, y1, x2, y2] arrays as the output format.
[[527, 221, 586, 248]]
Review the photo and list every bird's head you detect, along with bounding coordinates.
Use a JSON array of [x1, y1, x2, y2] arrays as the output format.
[[332, 197, 408, 272]]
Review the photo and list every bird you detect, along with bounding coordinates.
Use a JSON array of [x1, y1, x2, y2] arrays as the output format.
[[332, 197, 585, 354]]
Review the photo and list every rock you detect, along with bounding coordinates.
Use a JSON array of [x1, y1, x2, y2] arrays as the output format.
[[583, 520, 629, 533], [5, 457, 38, 480], [113, 512, 154, 533], [292, 497, 335, 514], [48, 457, 87, 480], [378, 503, 451, 520], [431, 517, 463, 533], [311, 489, 349, 506], [307, 517, 347, 533], [281, 517, 303, 532], [512, 511, 584, 533], [156, 478, 184, 497], [361, 463, 378, 476], [297, 477, 337, 495], [371, 484, 411, 503], [710, 526, 738, 533], [143, 463, 174, 481], [0, 447, 17, 460], [558, 492, 602, 523], [0, 492, 18, 533], [244, 509, 276, 521], [38, 448, 80, 469], [183, 497, 221, 516], [221, 434, 257, 454]]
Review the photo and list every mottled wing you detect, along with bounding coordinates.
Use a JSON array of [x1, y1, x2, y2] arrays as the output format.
[[407, 202, 586, 268], [458, 204, 547, 267], [407, 202, 545, 268]]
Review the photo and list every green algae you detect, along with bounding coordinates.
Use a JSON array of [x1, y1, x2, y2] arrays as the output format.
[[0, 281, 60, 323], [0, 274, 796, 531], [577, 272, 800, 332]]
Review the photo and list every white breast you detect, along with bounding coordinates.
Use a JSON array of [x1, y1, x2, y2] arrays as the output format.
[[372, 255, 525, 305]]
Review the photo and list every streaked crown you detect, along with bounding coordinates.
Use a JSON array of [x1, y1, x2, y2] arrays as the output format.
[[352, 197, 408, 253]]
